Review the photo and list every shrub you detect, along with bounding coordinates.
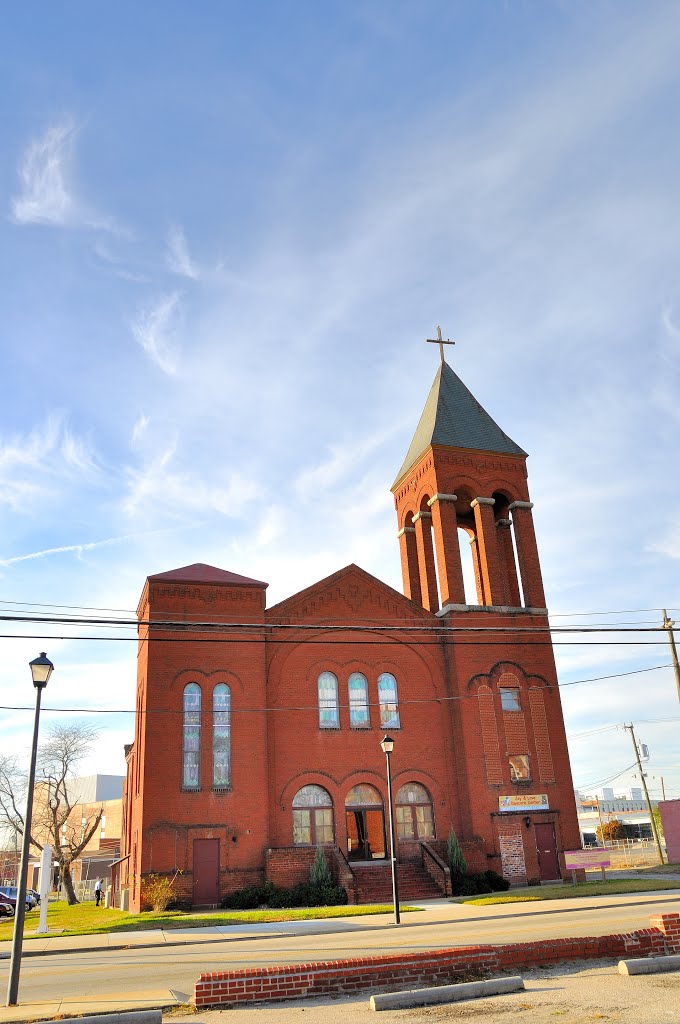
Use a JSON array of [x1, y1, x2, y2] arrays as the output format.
[[468, 873, 493, 894], [221, 878, 347, 910], [447, 827, 468, 892], [141, 872, 177, 912], [310, 846, 333, 888], [456, 877, 479, 897], [484, 869, 510, 892]]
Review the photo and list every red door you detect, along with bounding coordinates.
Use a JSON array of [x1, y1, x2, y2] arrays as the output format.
[[534, 823, 561, 881], [192, 839, 220, 905]]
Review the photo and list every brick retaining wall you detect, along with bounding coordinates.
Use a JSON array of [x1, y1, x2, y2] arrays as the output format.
[[193, 912, 680, 1008]]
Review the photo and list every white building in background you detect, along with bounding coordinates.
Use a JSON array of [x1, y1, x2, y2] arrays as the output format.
[[574, 787, 654, 846]]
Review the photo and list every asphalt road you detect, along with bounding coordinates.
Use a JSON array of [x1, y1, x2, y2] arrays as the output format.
[[0, 891, 679, 1020]]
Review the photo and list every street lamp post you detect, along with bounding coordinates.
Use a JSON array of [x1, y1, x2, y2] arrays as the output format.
[[6, 653, 54, 1007], [380, 734, 400, 926]]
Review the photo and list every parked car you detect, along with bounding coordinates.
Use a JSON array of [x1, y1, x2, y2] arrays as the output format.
[[0, 887, 37, 912], [0, 898, 14, 918], [26, 888, 41, 906]]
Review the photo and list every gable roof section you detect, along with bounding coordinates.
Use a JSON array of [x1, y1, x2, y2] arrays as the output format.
[[148, 563, 268, 588], [267, 563, 434, 622], [392, 361, 527, 488]]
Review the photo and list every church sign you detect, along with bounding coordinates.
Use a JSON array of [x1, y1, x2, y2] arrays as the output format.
[[498, 794, 549, 813]]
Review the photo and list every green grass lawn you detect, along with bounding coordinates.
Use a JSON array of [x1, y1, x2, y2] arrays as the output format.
[[459, 877, 680, 905], [0, 900, 417, 941]]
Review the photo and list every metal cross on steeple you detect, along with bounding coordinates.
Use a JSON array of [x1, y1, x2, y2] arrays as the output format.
[[426, 325, 455, 364]]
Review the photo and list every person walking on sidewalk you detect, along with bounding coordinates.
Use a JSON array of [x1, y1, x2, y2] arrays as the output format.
[[94, 878, 103, 906]]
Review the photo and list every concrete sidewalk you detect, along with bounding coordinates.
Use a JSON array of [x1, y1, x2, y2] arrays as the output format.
[[1, 890, 679, 960]]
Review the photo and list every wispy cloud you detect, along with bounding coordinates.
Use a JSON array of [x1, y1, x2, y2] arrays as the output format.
[[124, 443, 260, 519], [0, 526, 184, 567], [131, 414, 151, 447], [131, 293, 182, 375], [10, 119, 76, 226], [10, 119, 123, 234], [0, 416, 99, 511], [166, 225, 199, 280]]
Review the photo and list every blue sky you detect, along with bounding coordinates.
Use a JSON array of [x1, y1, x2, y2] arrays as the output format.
[[1, 1, 679, 806]]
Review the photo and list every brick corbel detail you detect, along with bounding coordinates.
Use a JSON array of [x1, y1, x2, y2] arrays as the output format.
[[413, 510, 439, 612], [471, 497, 505, 606], [508, 501, 546, 609], [427, 493, 465, 606], [397, 526, 422, 606]]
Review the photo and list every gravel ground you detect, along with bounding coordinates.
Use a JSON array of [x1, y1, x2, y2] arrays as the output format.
[[172, 960, 680, 1024]]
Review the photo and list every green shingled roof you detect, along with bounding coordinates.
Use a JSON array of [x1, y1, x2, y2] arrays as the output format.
[[392, 361, 527, 488]]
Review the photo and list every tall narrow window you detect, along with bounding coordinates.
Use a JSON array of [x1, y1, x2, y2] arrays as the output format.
[[213, 684, 231, 789], [182, 683, 201, 790], [348, 672, 370, 728], [318, 671, 340, 729], [378, 672, 400, 728]]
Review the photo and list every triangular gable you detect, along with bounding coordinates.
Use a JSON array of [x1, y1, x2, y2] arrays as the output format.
[[266, 563, 435, 623]]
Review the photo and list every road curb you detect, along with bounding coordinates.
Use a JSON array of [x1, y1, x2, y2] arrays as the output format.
[[618, 954, 680, 975], [33, 1013, 162, 1024], [369, 976, 525, 1011]]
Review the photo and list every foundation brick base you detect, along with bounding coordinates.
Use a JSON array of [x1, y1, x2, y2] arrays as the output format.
[[193, 913, 680, 1008]]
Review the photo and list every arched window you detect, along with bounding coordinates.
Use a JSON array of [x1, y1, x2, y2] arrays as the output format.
[[396, 782, 434, 840], [348, 672, 370, 728], [213, 684, 231, 789], [318, 671, 340, 729], [182, 683, 201, 790], [292, 785, 334, 845], [378, 672, 400, 728]]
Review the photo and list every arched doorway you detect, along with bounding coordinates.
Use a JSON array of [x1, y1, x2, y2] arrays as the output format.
[[292, 785, 334, 846], [345, 784, 386, 861], [395, 782, 435, 840]]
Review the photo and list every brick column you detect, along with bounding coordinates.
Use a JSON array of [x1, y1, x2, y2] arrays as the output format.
[[496, 517, 521, 607], [427, 493, 465, 606], [508, 501, 546, 609], [413, 510, 439, 612], [397, 526, 422, 606], [650, 912, 680, 953], [468, 535, 485, 604], [471, 497, 505, 606]]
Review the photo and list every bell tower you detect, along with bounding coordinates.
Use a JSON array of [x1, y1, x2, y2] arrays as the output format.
[[392, 351, 546, 614]]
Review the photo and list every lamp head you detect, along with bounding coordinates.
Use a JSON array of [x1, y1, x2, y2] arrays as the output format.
[[380, 734, 394, 754], [29, 652, 54, 689]]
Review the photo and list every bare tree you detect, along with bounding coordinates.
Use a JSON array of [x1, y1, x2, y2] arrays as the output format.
[[0, 723, 102, 904]]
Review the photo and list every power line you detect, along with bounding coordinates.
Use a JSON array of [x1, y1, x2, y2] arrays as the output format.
[[0, 663, 673, 717]]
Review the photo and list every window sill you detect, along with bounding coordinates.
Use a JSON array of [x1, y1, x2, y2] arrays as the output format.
[[212, 786, 232, 793], [181, 787, 201, 793]]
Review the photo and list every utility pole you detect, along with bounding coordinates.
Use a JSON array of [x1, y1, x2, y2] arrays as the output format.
[[624, 723, 664, 865], [661, 776, 666, 801], [662, 609, 680, 704]]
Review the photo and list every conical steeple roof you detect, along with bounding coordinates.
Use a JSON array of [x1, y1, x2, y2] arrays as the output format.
[[392, 361, 527, 488]]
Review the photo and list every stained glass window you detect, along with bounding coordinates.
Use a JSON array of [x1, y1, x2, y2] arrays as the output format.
[[213, 684, 231, 788], [182, 683, 201, 790], [378, 672, 400, 728], [318, 671, 340, 729], [396, 782, 434, 840], [293, 786, 334, 845], [345, 784, 383, 807], [348, 672, 370, 728]]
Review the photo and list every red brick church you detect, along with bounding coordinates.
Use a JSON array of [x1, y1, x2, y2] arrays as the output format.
[[120, 352, 581, 910]]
